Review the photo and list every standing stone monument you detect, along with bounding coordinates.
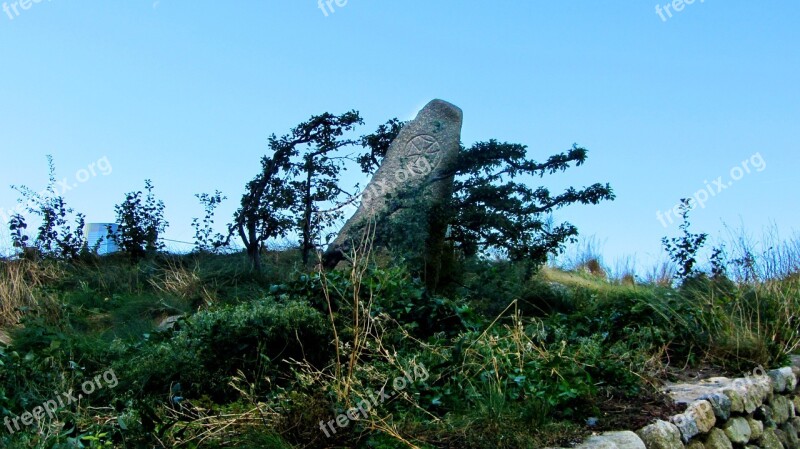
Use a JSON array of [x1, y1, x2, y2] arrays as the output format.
[[324, 99, 463, 287]]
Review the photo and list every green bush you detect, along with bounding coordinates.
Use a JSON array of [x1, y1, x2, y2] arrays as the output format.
[[117, 298, 332, 401]]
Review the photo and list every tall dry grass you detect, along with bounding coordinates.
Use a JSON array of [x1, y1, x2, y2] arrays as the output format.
[[713, 226, 800, 363], [148, 257, 216, 308], [0, 259, 62, 328], [640, 225, 800, 367], [724, 223, 800, 283], [683, 277, 800, 367], [154, 224, 429, 448]]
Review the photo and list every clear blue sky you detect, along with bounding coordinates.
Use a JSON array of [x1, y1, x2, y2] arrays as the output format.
[[1, 1, 797, 269]]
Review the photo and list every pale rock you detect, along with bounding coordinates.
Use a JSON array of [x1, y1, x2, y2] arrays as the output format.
[[703, 428, 732, 449], [575, 435, 618, 449], [701, 393, 732, 421], [757, 428, 783, 449], [671, 413, 700, 443], [721, 388, 745, 413], [325, 99, 463, 287], [601, 431, 647, 449], [636, 420, 684, 449], [689, 401, 716, 433], [747, 415, 764, 440], [722, 416, 751, 445], [770, 394, 791, 424]]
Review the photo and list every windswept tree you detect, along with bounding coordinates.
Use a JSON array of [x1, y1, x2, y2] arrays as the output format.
[[289, 111, 363, 265], [359, 122, 614, 265], [449, 140, 614, 264], [231, 141, 296, 271], [232, 110, 363, 270]]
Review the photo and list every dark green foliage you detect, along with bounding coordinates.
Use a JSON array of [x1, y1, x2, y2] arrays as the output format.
[[456, 258, 581, 317], [270, 264, 476, 340], [8, 213, 29, 250], [117, 299, 331, 400], [233, 111, 364, 270], [358, 118, 404, 174], [231, 142, 296, 272], [449, 141, 614, 264], [286, 111, 363, 264], [662, 198, 708, 281], [112, 179, 168, 263], [2, 249, 798, 448], [359, 265, 479, 339], [10, 155, 87, 260], [192, 190, 227, 253], [1, 313, 118, 420], [572, 286, 689, 350], [196, 431, 294, 449]]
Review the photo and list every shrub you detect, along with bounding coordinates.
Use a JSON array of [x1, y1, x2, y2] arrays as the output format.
[[192, 190, 227, 253], [117, 298, 331, 401], [112, 179, 168, 263], [662, 198, 707, 282], [10, 155, 86, 260], [456, 258, 581, 317]]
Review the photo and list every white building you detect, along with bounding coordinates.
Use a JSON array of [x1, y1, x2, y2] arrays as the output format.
[[84, 223, 120, 255]]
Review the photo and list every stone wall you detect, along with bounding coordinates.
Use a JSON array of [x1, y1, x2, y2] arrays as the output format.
[[560, 364, 800, 449]]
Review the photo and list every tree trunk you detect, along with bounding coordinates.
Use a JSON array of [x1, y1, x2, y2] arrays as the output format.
[[301, 158, 314, 265], [239, 220, 261, 272]]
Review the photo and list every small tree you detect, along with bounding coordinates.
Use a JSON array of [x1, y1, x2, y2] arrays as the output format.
[[8, 214, 29, 252], [231, 140, 297, 271], [233, 111, 364, 270], [10, 155, 86, 260], [662, 198, 707, 281], [288, 111, 363, 265], [112, 180, 168, 262], [357, 123, 614, 266], [448, 141, 614, 265], [709, 245, 727, 280], [192, 190, 227, 253]]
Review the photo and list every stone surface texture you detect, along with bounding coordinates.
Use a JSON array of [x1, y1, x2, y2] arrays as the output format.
[[601, 431, 647, 449], [704, 428, 733, 449], [757, 429, 784, 449], [325, 99, 462, 286], [721, 416, 751, 444], [636, 421, 684, 449], [747, 415, 764, 440], [572, 361, 800, 449]]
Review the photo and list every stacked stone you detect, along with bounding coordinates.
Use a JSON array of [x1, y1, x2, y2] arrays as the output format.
[[557, 365, 800, 449]]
